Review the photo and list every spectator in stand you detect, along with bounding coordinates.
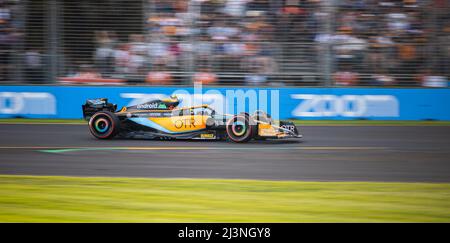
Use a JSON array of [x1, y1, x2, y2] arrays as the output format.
[[278, 0, 306, 38], [0, 27, 11, 82], [370, 74, 396, 86], [224, 36, 246, 57], [207, 19, 240, 41], [333, 70, 360, 86], [394, 32, 423, 84], [146, 64, 173, 85], [129, 34, 148, 56], [437, 23, 450, 79], [113, 44, 131, 74], [74, 64, 102, 79], [94, 31, 116, 76], [154, 0, 175, 14], [78, 0, 449, 86], [333, 26, 367, 73], [193, 67, 218, 85], [167, 37, 182, 68], [24, 49, 44, 84], [119, 33, 149, 76], [418, 69, 448, 88], [367, 32, 396, 81], [223, 0, 252, 18], [0, 0, 22, 82], [0, 2, 11, 23], [147, 32, 171, 66], [128, 50, 147, 76], [385, 6, 411, 33], [195, 34, 214, 67], [241, 42, 277, 86], [223, 35, 246, 71]]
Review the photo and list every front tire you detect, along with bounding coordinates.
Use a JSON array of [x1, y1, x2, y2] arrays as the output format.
[[88, 111, 120, 139], [226, 115, 256, 143]]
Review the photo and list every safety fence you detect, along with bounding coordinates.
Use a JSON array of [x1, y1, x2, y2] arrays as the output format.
[[0, 0, 449, 87]]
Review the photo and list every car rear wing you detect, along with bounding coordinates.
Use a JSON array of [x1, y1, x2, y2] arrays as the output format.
[[82, 98, 117, 120]]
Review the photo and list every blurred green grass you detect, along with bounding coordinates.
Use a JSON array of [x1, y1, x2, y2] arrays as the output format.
[[1, 118, 450, 126], [0, 175, 449, 222]]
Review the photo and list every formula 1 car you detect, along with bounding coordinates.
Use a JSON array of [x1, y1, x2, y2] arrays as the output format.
[[82, 96, 302, 143]]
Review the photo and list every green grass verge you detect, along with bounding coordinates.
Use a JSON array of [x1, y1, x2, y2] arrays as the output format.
[[0, 175, 449, 222], [1, 118, 450, 126]]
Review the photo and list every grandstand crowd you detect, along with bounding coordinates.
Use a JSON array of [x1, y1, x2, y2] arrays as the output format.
[[0, 0, 449, 87]]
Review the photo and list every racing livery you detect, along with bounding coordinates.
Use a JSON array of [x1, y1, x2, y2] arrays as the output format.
[[82, 96, 301, 143]]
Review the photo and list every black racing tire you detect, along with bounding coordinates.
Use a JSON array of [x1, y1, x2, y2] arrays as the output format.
[[226, 114, 256, 143], [88, 111, 120, 139]]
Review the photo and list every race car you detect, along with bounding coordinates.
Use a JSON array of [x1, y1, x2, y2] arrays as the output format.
[[82, 96, 302, 143]]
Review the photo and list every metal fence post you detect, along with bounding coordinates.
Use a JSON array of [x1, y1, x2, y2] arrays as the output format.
[[47, 0, 60, 83], [322, 0, 336, 87], [13, 1, 26, 83], [186, 0, 200, 85]]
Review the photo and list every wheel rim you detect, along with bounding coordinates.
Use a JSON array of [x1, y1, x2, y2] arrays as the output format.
[[231, 120, 246, 136], [94, 118, 109, 133]]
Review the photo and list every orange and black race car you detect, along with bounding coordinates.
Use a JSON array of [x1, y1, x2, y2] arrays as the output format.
[[82, 96, 302, 143]]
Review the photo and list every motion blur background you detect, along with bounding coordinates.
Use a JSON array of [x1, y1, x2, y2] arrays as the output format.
[[1, 0, 449, 87], [1, 1, 450, 224]]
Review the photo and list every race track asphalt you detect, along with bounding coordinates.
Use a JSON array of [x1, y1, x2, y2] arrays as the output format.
[[0, 124, 449, 182]]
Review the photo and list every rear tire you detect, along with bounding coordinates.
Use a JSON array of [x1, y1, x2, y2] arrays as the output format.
[[88, 111, 120, 139], [226, 115, 256, 143]]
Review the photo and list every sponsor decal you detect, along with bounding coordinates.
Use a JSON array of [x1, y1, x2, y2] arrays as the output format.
[[0, 92, 56, 115], [134, 112, 171, 117], [136, 102, 159, 109], [5, 85, 447, 120], [291, 94, 399, 118], [174, 118, 197, 129], [281, 125, 296, 132], [200, 133, 215, 139]]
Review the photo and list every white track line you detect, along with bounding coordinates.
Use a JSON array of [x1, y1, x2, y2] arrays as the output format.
[[0, 146, 387, 151]]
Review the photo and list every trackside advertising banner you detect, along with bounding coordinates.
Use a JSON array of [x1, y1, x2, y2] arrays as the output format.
[[0, 85, 449, 120]]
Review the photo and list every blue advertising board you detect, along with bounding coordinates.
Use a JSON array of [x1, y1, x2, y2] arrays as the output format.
[[0, 85, 449, 120]]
